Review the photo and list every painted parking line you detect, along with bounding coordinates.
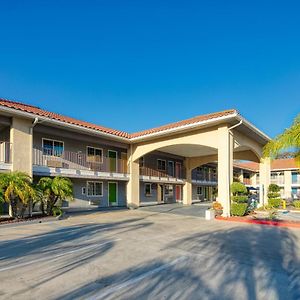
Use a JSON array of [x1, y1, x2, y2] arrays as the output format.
[[86, 256, 187, 300], [0, 239, 121, 272]]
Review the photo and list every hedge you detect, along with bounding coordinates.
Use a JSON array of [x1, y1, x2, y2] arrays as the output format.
[[231, 203, 248, 216], [231, 195, 248, 203], [293, 200, 300, 209], [268, 198, 281, 208]]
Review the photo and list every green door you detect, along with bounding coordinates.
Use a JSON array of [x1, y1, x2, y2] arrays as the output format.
[[109, 182, 117, 205], [108, 150, 117, 172]]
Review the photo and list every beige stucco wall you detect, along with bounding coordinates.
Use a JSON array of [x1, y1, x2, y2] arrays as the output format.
[[284, 170, 292, 199], [10, 117, 33, 176]]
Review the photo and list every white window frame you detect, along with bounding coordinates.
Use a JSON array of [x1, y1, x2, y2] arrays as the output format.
[[82, 187, 86, 195], [197, 186, 203, 195], [145, 183, 152, 196], [86, 181, 103, 197], [42, 138, 64, 157], [157, 159, 166, 171], [86, 146, 103, 163], [164, 184, 173, 196]]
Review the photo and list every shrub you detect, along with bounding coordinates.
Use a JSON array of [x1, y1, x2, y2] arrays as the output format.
[[52, 206, 63, 217], [231, 195, 248, 203], [268, 198, 281, 208], [231, 182, 247, 196], [268, 184, 281, 193], [293, 200, 300, 209], [231, 203, 248, 216]]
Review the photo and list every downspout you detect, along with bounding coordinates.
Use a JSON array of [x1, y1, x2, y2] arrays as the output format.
[[28, 117, 39, 216], [227, 119, 243, 216]]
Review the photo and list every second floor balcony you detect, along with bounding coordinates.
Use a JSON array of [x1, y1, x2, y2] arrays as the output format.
[[193, 172, 217, 183], [33, 147, 128, 178], [139, 166, 186, 182]]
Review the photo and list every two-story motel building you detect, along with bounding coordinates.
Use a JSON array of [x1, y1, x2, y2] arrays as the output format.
[[0, 98, 274, 216]]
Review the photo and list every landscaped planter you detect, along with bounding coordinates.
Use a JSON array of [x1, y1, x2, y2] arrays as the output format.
[[205, 209, 215, 220]]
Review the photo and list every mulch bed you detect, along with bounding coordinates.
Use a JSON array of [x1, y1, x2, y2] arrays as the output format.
[[216, 215, 300, 228], [0, 214, 54, 225]]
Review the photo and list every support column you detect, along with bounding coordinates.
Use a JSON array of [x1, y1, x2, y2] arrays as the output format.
[[217, 125, 233, 217], [183, 158, 192, 205], [10, 117, 33, 176], [250, 173, 257, 187], [259, 158, 271, 206], [126, 146, 140, 207], [238, 169, 244, 183], [284, 170, 292, 200]]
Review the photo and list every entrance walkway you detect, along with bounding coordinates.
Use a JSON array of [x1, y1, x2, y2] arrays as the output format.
[[138, 202, 211, 218]]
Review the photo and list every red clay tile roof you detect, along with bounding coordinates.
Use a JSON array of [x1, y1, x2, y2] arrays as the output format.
[[235, 158, 300, 172], [0, 98, 239, 140], [234, 161, 259, 171], [271, 158, 299, 170], [130, 109, 238, 138], [0, 98, 129, 138]]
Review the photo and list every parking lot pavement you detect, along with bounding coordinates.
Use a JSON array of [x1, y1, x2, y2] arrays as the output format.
[[139, 202, 211, 218], [1, 209, 300, 300]]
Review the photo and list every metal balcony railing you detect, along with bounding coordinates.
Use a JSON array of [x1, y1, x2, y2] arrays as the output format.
[[0, 141, 11, 163], [193, 172, 217, 182], [270, 176, 284, 185], [33, 147, 128, 173], [139, 166, 186, 180]]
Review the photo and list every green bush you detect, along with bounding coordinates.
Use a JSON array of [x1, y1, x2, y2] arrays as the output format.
[[267, 192, 281, 199], [231, 182, 247, 196], [268, 184, 281, 193], [52, 206, 63, 217], [268, 198, 281, 208], [293, 200, 300, 209], [231, 203, 248, 216], [231, 195, 248, 203]]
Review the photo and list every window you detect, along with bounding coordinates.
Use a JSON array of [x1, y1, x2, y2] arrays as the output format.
[[145, 183, 152, 196], [82, 187, 86, 195], [157, 159, 166, 171], [165, 184, 173, 196], [168, 161, 174, 176], [140, 157, 145, 168], [292, 172, 299, 184], [42, 139, 64, 156], [87, 146, 103, 163], [87, 181, 103, 197], [197, 186, 203, 195]]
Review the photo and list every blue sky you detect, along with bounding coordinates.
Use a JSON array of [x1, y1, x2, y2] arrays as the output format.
[[0, 1, 299, 137]]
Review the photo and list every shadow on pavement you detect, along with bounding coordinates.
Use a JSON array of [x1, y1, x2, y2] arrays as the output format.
[[59, 225, 300, 300]]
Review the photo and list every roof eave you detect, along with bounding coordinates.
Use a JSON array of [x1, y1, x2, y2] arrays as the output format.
[[0, 106, 130, 143], [129, 112, 239, 142]]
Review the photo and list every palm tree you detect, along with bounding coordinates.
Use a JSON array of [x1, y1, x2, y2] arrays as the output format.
[[0, 172, 36, 218], [37, 176, 73, 215], [264, 114, 300, 163]]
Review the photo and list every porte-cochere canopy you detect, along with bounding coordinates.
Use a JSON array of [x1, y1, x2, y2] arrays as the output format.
[[127, 110, 271, 217]]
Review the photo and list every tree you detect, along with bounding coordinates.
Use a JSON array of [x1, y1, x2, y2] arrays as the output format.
[[263, 114, 300, 164], [0, 172, 36, 218], [37, 176, 73, 215], [231, 182, 248, 196]]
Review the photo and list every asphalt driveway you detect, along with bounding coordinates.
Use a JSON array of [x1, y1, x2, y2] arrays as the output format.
[[139, 202, 211, 218], [0, 208, 300, 300]]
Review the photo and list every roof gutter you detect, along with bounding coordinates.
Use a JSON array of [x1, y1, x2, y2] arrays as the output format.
[[235, 115, 271, 142]]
